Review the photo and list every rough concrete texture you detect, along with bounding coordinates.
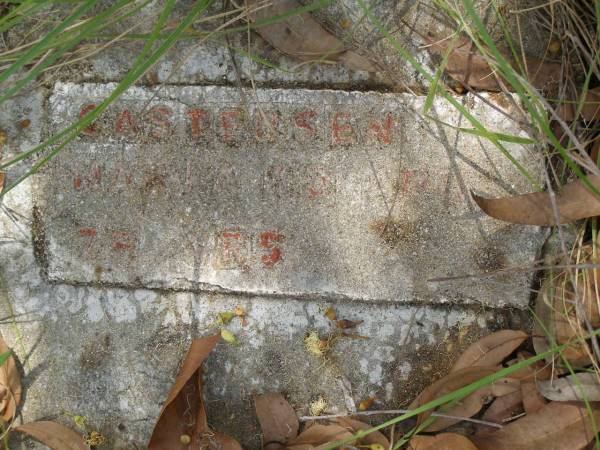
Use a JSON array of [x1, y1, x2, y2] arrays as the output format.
[[1, 83, 539, 449], [35, 82, 543, 306], [0, 1, 551, 448]]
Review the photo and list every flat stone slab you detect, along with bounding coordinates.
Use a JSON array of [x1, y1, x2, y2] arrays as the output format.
[[34, 82, 543, 305]]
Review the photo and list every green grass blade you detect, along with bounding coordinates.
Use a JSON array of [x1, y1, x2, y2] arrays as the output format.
[[0, 351, 11, 367], [1, 0, 216, 196], [0, 0, 135, 105], [0, 0, 96, 86], [320, 326, 600, 450], [354, 0, 540, 189]]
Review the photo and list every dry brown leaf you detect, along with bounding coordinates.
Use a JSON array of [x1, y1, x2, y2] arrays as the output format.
[[521, 381, 547, 414], [357, 396, 376, 411], [476, 390, 524, 435], [410, 432, 477, 450], [507, 351, 552, 381], [286, 424, 353, 448], [451, 330, 528, 372], [409, 366, 497, 428], [245, 0, 375, 72], [0, 172, 4, 194], [534, 277, 593, 368], [557, 87, 600, 122], [471, 401, 600, 450], [148, 334, 241, 450], [473, 176, 600, 225], [333, 417, 390, 448], [13, 421, 88, 450], [425, 35, 560, 92], [537, 373, 600, 402], [254, 392, 299, 446], [324, 307, 337, 321], [0, 334, 21, 423], [426, 377, 520, 432], [336, 319, 363, 329]]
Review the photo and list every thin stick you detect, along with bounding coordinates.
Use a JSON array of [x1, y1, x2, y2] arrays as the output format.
[[298, 410, 503, 429]]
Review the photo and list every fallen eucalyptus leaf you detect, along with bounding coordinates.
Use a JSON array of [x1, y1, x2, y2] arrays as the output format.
[[0, 334, 20, 422], [13, 421, 88, 450], [426, 377, 520, 432], [286, 423, 353, 447], [506, 351, 552, 381], [476, 390, 523, 435], [534, 275, 593, 368], [451, 330, 528, 372], [148, 334, 241, 450], [521, 381, 547, 414], [471, 401, 600, 450], [245, 0, 375, 72], [254, 392, 299, 446], [333, 417, 390, 448], [410, 432, 477, 450], [409, 366, 497, 428], [537, 373, 600, 402], [425, 35, 560, 91], [473, 176, 600, 225]]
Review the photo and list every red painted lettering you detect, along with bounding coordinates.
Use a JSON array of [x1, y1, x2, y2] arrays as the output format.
[[368, 113, 393, 144], [79, 104, 98, 136], [294, 110, 317, 137], [187, 108, 209, 138], [259, 231, 283, 267], [112, 231, 135, 250], [219, 109, 243, 143], [79, 227, 97, 238], [148, 106, 172, 139], [332, 112, 356, 144], [115, 109, 139, 136]]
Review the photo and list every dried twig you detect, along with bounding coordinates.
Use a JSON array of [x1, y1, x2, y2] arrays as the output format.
[[298, 409, 503, 429]]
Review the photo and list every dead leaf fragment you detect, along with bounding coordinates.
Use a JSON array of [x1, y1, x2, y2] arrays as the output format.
[[0, 334, 21, 422], [471, 401, 600, 450], [286, 424, 354, 447], [425, 34, 560, 91], [254, 392, 299, 445], [245, 0, 375, 72], [333, 417, 390, 448], [357, 396, 376, 411], [507, 351, 552, 381], [521, 381, 547, 414], [451, 330, 528, 372], [13, 421, 88, 450], [476, 390, 523, 434], [426, 377, 520, 432], [409, 366, 497, 427], [324, 307, 337, 321], [537, 373, 600, 402], [410, 432, 477, 450], [473, 176, 600, 225], [557, 87, 600, 122], [148, 334, 241, 450], [0, 172, 4, 195], [534, 275, 593, 368], [336, 319, 364, 329]]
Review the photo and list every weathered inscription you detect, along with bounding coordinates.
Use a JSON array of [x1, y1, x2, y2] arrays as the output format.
[[34, 83, 543, 305]]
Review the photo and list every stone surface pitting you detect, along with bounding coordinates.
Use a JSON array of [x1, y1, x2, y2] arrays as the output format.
[[34, 82, 542, 305]]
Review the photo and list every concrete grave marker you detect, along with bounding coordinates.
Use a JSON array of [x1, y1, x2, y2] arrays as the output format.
[[33, 82, 543, 305]]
